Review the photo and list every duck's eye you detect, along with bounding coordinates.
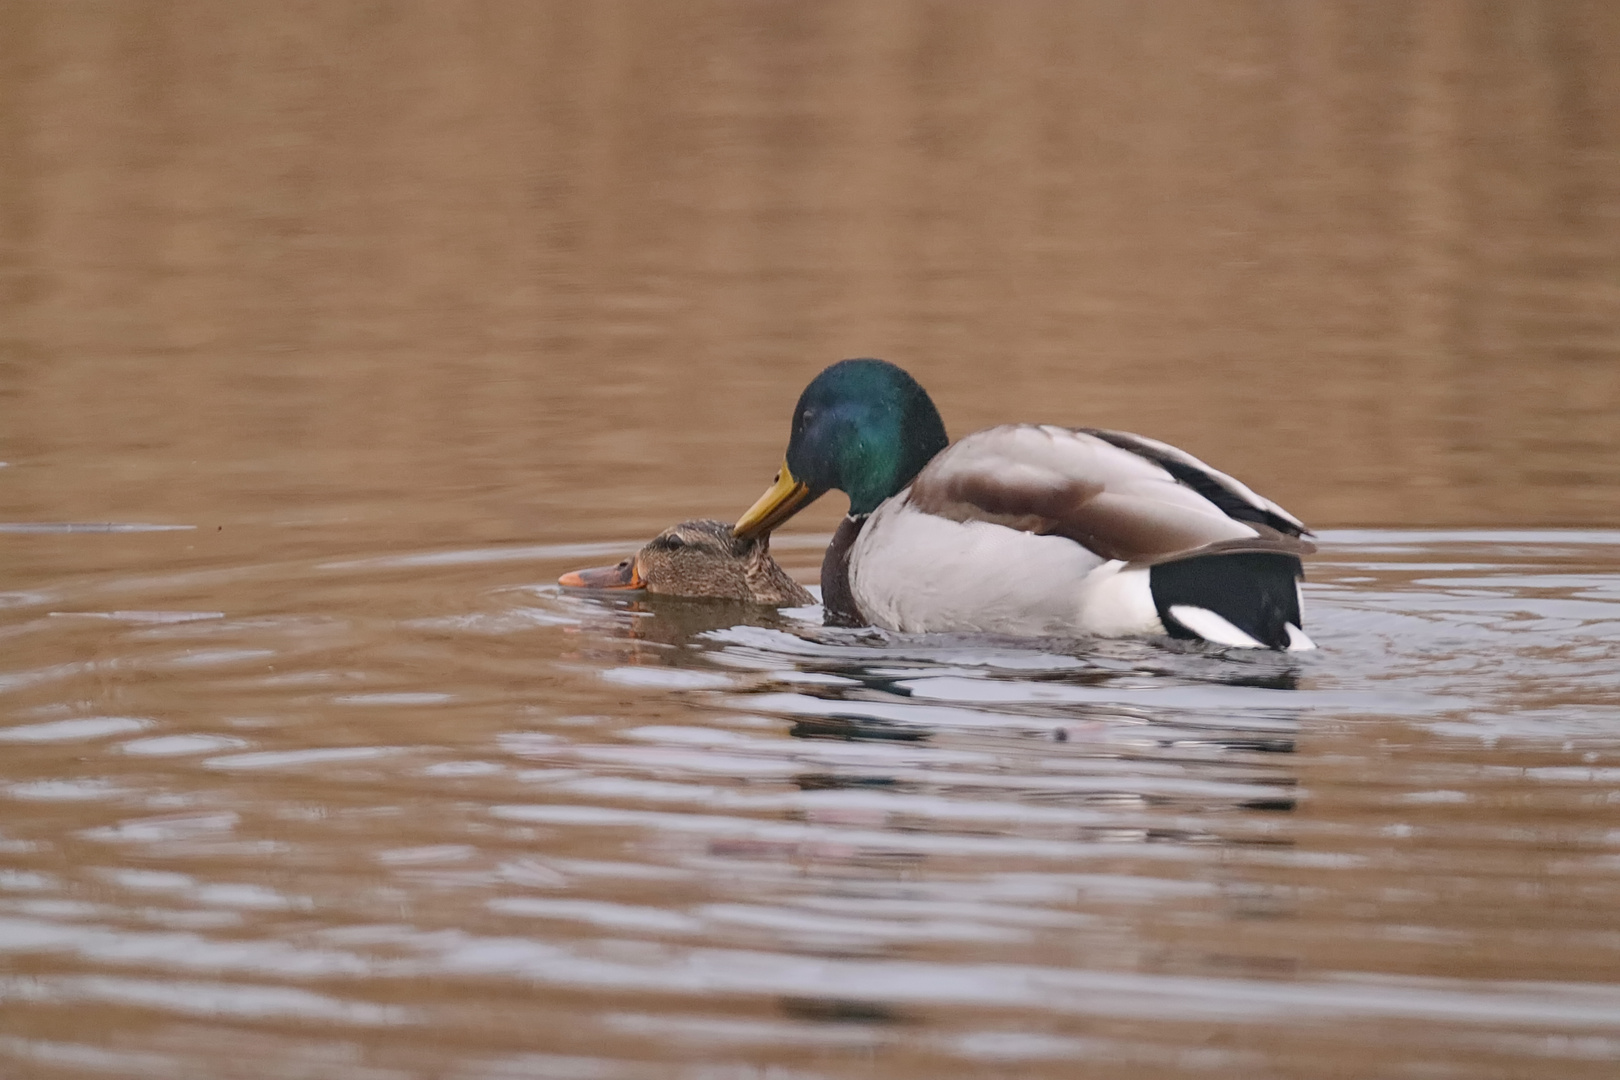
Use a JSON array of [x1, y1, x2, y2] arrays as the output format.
[[651, 534, 685, 551]]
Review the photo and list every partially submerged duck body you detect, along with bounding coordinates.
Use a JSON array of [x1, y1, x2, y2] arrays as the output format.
[[734, 359, 1315, 650], [844, 425, 1313, 647], [560, 519, 812, 607]]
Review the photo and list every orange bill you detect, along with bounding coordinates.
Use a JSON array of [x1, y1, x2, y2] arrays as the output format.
[[558, 557, 645, 590]]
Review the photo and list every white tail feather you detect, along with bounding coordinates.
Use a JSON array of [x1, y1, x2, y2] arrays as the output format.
[[1166, 605, 1265, 648]]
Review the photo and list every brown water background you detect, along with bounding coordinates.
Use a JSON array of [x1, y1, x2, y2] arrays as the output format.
[[5, 2, 1620, 548], [4, 5, 1620, 1079]]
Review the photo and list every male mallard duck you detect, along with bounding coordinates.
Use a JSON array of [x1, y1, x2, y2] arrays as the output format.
[[560, 519, 813, 606], [732, 359, 1316, 650]]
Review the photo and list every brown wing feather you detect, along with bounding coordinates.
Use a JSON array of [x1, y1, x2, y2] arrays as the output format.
[[907, 425, 1314, 564], [1077, 428, 1311, 537]]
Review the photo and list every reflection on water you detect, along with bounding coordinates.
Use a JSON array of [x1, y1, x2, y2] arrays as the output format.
[[2, 530, 1619, 1078]]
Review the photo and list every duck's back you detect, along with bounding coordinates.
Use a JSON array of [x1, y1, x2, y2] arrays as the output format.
[[843, 425, 1313, 646]]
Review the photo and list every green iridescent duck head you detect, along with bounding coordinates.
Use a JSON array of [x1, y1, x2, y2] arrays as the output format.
[[733, 359, 949, 538]]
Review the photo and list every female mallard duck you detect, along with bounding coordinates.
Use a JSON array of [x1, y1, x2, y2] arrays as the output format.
[[732, 359, 1316, 650], [560, 519, 813, 606]]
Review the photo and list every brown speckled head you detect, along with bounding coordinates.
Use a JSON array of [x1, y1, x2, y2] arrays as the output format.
[[560, 520, 813, 606]]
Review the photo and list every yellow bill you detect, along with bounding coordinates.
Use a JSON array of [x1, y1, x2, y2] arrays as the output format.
[[733, 462, 813, 539]]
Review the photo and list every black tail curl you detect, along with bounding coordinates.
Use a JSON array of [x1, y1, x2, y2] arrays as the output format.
[[1149, 552, 1305, 649]]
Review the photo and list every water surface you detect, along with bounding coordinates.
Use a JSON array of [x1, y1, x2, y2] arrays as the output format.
[[2, 528, 1619, 1078]]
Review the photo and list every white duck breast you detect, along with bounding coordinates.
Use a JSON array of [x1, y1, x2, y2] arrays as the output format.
[[843, 425, 1315, 646], [848, 491, 1165, 636]]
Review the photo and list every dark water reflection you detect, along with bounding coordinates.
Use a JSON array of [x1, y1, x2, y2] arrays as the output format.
[[3, 530, 1620, 1078]]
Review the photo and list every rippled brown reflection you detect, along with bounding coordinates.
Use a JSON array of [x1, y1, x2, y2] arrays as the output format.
[[4, 4, 1620, 1080]]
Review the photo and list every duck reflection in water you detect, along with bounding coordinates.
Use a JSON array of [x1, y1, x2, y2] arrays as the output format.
[[560, 526, 1306, 980]]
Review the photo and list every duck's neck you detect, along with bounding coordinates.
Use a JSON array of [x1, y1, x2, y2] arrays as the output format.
[[840, 420, 947, 516], [820, 515, 868, 627], [743, 540, 814, 607]]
